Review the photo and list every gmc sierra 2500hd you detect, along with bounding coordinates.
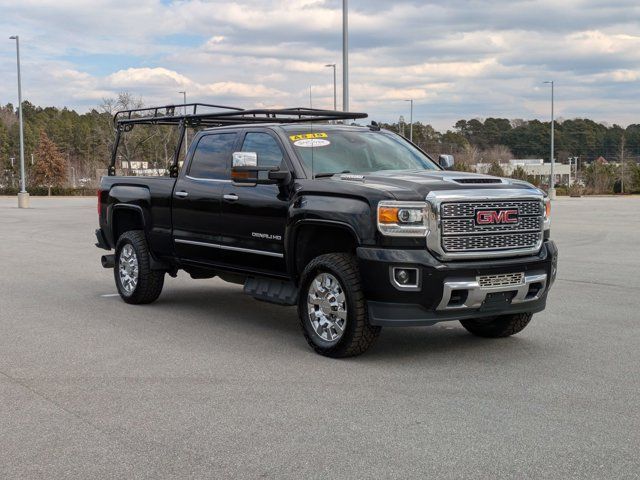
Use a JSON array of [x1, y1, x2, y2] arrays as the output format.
[[96, 104, 557, 357]]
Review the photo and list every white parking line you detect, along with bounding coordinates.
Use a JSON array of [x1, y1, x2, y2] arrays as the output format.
[[100, 293, 120, 297]]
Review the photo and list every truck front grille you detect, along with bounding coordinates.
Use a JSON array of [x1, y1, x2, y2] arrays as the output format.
[[440, 200, 543, 255], [442, 216, 541, 235], [441, 200, 542, 218]]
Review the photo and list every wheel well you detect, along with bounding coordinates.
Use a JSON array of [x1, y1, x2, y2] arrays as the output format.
[[294, 224, 358, 275], [112, 208, 144, 242]]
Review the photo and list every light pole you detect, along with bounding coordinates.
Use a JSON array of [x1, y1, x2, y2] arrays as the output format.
[[179, 90, 188, 157], [544, 80, 555, 199], [325, 64, 337, 110], [405, 99, 414, 142], [342, 0, 349, 112], [9, 35, 28, 208]]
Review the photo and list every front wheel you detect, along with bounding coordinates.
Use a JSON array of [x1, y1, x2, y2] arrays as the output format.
[[460, 312, 533, 338], [114, 230, 165, 305], [298, 253, 380, 358]]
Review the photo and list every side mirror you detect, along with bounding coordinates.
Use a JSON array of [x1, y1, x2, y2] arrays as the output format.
[[439, 154, 455, 170], [232, 151, 258, 168], [231, 152, 291, 185]]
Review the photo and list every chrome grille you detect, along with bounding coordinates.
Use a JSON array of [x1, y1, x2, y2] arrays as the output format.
[[443, 232, 541, 252], [477, 272, 525, 288], [441, 201, 541, 218], [439, 200, 543, 255], [442, 216, 541, 234]]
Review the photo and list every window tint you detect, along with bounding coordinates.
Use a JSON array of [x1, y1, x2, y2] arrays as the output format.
[[241, 132, 284, 168], [188, 133, 237, 179]]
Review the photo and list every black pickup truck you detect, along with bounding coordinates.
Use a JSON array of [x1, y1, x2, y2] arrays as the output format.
[[96, 104, 557, 357]]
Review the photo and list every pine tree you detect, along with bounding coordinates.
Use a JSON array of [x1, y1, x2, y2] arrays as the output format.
[[487, 161, 505, 177], [31, 131, 68, 195]]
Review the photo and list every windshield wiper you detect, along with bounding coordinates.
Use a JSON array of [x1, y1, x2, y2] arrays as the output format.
[[314, 170, 351, 178]]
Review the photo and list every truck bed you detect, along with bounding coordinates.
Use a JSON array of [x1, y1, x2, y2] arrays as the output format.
[[99, 175, 177, 257]]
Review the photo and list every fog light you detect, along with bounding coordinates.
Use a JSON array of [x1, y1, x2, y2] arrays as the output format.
[[396, 269, 410, 284], [390, 267, 420, 290]]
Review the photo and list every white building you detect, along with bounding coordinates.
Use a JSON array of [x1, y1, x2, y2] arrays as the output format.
[[476, 159, 572, 186]]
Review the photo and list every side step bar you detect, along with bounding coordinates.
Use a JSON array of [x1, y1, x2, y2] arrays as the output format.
[[244, 277, 298, 306]]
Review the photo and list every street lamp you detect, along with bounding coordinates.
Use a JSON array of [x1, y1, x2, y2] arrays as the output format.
[[342, 0, 349, 112], [325, 64, 337, 111], [543, 80, 555, 199], [9, 35, 28, 208], [178, 90, 188, 157], [404, 99, 414, 142]]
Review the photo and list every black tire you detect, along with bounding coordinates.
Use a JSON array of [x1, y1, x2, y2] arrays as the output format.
[[298, 253, 380, 358], [114, 230, 165, 305], [460, 312, 533, 338]]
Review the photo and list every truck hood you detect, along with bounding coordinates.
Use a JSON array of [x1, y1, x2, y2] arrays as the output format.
[[330, 169, 543, 201]]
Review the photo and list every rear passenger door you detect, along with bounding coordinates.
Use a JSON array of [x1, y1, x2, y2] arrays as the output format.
[[172, 131, 239, 264], [219, 130, 290, 275]]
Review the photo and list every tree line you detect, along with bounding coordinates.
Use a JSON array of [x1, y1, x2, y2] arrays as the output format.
[[1, 95, 639, 193], [382, 118, 640, 163]]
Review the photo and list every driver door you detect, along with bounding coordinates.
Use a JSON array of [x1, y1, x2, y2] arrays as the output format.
[[219, 130, 290, 275]]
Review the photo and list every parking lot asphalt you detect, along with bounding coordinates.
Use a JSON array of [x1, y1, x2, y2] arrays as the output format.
[[0, 195, 639, 479]]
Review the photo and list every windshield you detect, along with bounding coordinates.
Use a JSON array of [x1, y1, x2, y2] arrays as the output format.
[[286, 129, 439, 176]]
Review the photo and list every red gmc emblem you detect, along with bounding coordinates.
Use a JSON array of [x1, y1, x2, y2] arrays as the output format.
[[475, 209, 519, 225]]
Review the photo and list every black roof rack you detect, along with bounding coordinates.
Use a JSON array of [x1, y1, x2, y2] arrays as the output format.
[[108, 103, 368, 177], [113, 103, 367, 129]]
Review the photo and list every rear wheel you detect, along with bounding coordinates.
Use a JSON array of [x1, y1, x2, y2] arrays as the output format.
[[460, 312, 533, 338], [114, 230, 165, 304], [298, 253, 380, 358]]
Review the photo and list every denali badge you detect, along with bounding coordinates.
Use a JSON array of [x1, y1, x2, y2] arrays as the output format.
[[252, 232, 282, 241], [475, 209, 519, 225]]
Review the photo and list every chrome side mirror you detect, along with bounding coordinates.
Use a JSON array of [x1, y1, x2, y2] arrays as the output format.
[[232, 151, 258, 168], [231, 151, 291, 185], [439, 154, 455, 170]]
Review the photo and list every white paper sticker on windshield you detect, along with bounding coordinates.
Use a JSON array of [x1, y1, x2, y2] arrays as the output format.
[[293, 138, 331, 148]]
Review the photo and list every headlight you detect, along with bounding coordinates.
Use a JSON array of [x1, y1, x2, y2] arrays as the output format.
[[543, 197, 551, 230], [377, 201, 428, 237]]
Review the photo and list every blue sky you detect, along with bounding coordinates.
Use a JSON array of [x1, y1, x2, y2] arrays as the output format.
[[0, 0, 638, 130]]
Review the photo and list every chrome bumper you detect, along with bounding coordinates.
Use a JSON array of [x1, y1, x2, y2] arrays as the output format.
[[437, 272, 548, 311]]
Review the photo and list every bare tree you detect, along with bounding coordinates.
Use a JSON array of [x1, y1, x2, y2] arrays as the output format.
[[483, 145, 513, 163], [99, 93, 160, 172]]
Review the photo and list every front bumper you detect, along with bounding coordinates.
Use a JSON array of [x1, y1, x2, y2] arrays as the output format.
[[357, 240, 558, 327]]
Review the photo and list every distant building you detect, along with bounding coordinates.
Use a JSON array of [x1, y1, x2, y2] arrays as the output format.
[[476, 159, 572, 185]]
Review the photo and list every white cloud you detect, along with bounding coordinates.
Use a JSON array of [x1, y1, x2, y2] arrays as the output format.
[[107, 68, 192, 88], [0, 0, 638, 129]]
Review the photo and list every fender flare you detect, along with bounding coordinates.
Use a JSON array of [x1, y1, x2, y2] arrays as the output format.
[[286, 219, 361, 278], [108, 203, 147, 246]]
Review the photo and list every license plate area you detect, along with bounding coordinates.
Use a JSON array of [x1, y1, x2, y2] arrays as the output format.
[[479, 291, 516, 311]]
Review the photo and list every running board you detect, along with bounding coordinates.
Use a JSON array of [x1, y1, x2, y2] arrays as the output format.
[[243, 277, 298, 306]]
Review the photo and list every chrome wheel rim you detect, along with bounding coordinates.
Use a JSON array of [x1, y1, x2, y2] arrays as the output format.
[[118, 244, 139, 295], [307, 273, 347, 342]]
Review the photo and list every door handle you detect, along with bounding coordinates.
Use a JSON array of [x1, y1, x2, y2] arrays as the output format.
[[223, 193, 239, 202], [175, 191, 189, 198]]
